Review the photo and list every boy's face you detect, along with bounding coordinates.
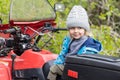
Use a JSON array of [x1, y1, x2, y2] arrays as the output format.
[[69, 27, 86, 39]]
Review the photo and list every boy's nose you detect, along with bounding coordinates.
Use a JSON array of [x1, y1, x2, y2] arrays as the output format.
[[74, 28, 79, 32]]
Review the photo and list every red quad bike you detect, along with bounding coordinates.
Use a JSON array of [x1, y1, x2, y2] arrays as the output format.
[[0, 0, 66, 80], [0, 0, 120, 80]]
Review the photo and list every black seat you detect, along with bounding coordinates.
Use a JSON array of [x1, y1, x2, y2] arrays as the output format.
[[42, 59, 62, 80], [42, 60, 55, 80]]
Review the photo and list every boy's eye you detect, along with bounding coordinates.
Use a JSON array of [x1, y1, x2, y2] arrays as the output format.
[[69, 27, 83, 30], [69, 27, 75, 29], [77, 27, 82, 29]]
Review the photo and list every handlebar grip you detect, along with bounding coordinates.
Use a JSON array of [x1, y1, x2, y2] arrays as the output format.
[[52, 28, 67, 32], [3, 27, 21, 34], [57, 28, 67, 30], [3, 28, 16, 34]]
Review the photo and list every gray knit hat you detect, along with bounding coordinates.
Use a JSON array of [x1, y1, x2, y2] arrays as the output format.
[[66, 5, 90, 31]]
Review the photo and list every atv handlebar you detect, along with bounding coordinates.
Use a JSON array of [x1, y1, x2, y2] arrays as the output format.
[[0, 26, 67, 56], [3, 27, 21, 34], [43, 22, 67, 32], [51, 28, 67, 32]]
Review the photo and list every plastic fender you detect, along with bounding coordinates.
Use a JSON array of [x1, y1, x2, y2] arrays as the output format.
[[0, 63, 11, 80], [14, 49, 58, 70], [0, 51, 24, 70]]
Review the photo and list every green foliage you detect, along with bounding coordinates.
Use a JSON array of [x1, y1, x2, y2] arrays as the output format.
[[37, 31, 67, 54], [91, 25, 120, 57], [0, 0, 10, 23]]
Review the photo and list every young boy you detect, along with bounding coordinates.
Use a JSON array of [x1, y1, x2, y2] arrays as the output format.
[[47, 5, 102, 80]]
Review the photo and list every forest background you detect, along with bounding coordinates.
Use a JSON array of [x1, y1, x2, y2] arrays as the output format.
[[0, 0, 120, 57]]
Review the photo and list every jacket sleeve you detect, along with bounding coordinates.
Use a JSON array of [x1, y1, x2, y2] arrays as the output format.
[[54, 36, 71, 64]]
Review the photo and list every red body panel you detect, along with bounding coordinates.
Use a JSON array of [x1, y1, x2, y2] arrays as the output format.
[[0, 49, 57, 70], [14, 49, 57, 69], [0, 24, 10, 38], [0, 63, 11, 80]]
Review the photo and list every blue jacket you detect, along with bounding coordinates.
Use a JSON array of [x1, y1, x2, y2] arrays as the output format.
[[54, 36, 102, 64]]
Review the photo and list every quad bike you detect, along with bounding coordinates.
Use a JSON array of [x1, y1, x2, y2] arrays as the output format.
[[0, 0, 120, 80], [0, 25, 66, 80], [0, 0, 66, 80]]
